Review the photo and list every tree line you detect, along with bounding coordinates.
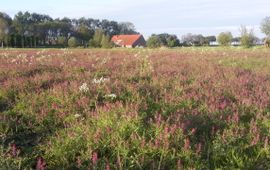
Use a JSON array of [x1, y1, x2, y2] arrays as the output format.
[[147, 17, 270, 48], [1, 11, 270, 49], [147, 28, 266, 48], [0, 11, 137, 48], [147, 33, 217, 48]]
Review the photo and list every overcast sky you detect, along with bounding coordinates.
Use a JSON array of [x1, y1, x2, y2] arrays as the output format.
[[1, 0, 269, 38]]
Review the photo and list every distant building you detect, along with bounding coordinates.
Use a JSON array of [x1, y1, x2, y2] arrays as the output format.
[[231, 41, 241, 46], [209, 41, 219, 46], [203, 39, 264, 47], [111, 34, 146, 48], [256, 39, 264, 46]]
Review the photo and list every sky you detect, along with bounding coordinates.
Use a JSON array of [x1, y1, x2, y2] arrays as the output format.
[[1, 0, 269, 38]]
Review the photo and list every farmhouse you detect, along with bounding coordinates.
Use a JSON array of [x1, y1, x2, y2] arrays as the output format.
[[111, 34, 146, 48]]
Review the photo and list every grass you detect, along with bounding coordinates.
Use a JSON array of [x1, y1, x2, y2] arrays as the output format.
[[0, 47, 270, 170]]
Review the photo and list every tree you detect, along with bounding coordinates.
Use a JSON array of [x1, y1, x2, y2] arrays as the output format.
[[89, 29, 103, 48], [89, 39, 99, 48], [147, 35, 161, 48], [101, 34, 112, 48], [30, 13, 53, 47], [0, 12, 11, 48], [156, 33, 180, 47], [192, 34, 206, 46], [167, 36, 179, 47], [0, 19, 8, 48], [261, 17, 270, 37], [74, 18, 93, 47], [261, 17, 270, 48], [57, 36, 67, 46], [68, 37, 78, 47], [100, 20, 120, 36], [181, 33, 208, 46], [13, 11, 31, 48], [146, 33, 179, 48], [119, 22, 137, 34], [217, 32, 232, 46], [264, 37, 270, 47], [181, 33, 194, 46], [239, 25, 255, 48], [76, 25, 91, 47]]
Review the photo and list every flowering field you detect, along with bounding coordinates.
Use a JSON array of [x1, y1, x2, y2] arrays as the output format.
[[0, 48, 270, 169]]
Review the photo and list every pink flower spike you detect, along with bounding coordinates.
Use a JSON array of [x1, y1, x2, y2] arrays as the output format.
[[184, 138, 190, 150], [11, 144, 17, 157], [36, 157, 46, 170], [92, 152, 98, 166]]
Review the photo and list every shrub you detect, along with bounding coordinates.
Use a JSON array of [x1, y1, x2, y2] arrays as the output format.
[[217, 32, 233, 46], [89, 39, 99, 48], [147, 35, 161, 48], [68, 37, 79, 47], [89, 29, 103, 48], [240, 26, 255, 48], [101, 34, 112, 48], [57, 36, 67, 47]]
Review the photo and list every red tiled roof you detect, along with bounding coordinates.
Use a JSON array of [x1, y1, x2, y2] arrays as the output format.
[[111, 34, 143, 46]]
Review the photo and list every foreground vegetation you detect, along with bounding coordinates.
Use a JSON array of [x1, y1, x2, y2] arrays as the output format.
[[0, 47, 270, 169]]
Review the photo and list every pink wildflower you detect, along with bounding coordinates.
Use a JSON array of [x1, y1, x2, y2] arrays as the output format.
[[177, 159, 183, 170], [106, 162, 110, 170], [36, 157, 46, 170], [92, 152, 98, 166], [11, 144, 18, 157], [190, 128, 196, 135], [251, 134, 260, 146], [184, 138, 190, 150]]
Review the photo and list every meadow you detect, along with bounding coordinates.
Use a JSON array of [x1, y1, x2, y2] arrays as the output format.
[[0, 47, 270, 170]]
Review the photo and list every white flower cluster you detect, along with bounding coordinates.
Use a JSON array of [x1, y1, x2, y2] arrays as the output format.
[[74, 113, 85, 120], [101, 58, 109, 65], [36, 49, 47, 55], [79, 83, 89, 93], [74, 114, 81, 118], [10, 54, 35, 65], [0, 53, 9, 58], [36, 54, 52, 62], [105, 94, 117, 99], [139, 55, 154, 74], [92, 77, 110, 84], [61, 48, 73, 55], [17, 53, 28, 60]]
